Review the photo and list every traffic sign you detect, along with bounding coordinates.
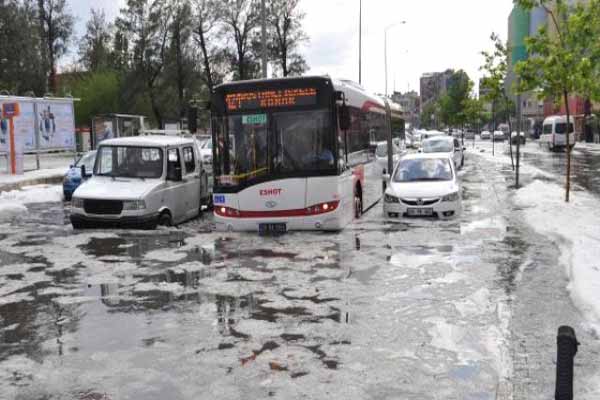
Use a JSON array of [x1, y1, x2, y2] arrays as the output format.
[[2, 102, 20, 118]]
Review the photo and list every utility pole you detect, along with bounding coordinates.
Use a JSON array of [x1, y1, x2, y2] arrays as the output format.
[[261, 0, 268, 78], [359, 0, 362, 85]]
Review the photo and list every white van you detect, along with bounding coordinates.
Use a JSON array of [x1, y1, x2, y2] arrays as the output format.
[[70, 136, 210, 229], [540, 115, 576, 151]]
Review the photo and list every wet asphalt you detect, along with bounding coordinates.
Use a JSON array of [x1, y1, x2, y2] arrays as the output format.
[[1, 141, 599, 399]]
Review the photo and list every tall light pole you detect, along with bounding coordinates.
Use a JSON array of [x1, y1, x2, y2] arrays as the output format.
[[261, 0, 268, 78], [359, 0, 362, 85], [384, 21, 406, 97]]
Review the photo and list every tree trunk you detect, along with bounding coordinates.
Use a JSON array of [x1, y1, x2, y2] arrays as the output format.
[[196, 25, 214, 91], [563, 90, 572, 203], [505, 97, 514, 171]]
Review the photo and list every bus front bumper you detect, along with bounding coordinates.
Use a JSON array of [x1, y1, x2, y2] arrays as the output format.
[[212, 212, 345, 232]]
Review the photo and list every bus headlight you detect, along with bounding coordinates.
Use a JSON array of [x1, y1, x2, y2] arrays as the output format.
[[442, 192, 459, 202], [123, 200, 147, 210]]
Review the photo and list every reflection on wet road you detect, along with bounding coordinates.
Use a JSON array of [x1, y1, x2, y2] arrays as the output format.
[[1, 145, 599, 399]]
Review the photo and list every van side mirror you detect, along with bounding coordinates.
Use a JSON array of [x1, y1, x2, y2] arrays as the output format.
[[167, 163, 182, 181], [80, 165, 89, 177], [339, 104, 351, 131]]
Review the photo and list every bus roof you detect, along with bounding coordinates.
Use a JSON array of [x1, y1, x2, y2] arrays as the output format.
[[214, 75, 404, 116]]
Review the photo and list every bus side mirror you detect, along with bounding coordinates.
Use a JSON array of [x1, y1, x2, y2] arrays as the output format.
[[339, 104, 351, 131]]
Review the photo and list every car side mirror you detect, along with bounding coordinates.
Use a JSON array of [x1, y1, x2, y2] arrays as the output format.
[[167, 163, 182, 181], [339, 104, 351, 131]]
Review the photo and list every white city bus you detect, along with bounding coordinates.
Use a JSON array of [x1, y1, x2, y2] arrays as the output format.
[[209, 76, 404, 233]]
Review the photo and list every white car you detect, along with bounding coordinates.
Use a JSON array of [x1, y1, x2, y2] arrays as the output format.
[[375, 141, 402, 173], [71, 136, 211, 229], [383, 153, 462, 220], [480, 131, 491, 140], [421, 136, 464, 169], [493, 131, 506, 141]]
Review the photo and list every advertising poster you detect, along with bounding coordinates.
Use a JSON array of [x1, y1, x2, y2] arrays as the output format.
[[36, 101, 76, 150], [0, 101, 36, 152], [93, 118, 114, 146]]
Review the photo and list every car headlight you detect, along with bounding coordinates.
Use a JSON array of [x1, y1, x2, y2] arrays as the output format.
[[442, 192, 459, 202], [385, 194, 399, 203], [72, 197, 84, 208], [122, 200, 147, 210]]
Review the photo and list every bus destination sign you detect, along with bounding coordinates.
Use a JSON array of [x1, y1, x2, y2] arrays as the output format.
[[226, 88, 317, 111]]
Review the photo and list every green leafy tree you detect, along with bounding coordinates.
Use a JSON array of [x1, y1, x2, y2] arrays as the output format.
[[516, 0, 600, 202], [0, 0, 46, 95], [438, 70, 472, 129], [71, 71, 121, 127], [481, 33, 518, 175]]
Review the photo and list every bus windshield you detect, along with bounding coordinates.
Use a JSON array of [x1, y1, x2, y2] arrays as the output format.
[[213, 109, 335, 189]]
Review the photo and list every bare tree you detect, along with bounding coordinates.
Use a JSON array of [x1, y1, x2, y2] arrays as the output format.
[[79, 9, 113, 72], [221, 0, 260, 80], [117, 0, 173, 127], [267, 0, 308, 77], [37, 0, 74, 93], [192, 0, 225, 91], [169, 0, 193, 117]]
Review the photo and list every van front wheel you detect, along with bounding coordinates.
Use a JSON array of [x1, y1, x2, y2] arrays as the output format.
[[159, 212, 173, 227]]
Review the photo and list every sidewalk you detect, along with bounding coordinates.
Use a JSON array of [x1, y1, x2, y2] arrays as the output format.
[[0, 154, 74, 192]]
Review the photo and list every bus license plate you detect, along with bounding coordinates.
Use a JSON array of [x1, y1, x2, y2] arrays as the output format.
[[259, 223, 287, 235], [407, 208, 433, 216]]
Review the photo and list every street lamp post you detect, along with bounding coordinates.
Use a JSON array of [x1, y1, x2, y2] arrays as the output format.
[[359, 0, 362, 85], [384, 21, 406, 97]]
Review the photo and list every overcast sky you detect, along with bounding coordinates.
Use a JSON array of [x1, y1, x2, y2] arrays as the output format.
[[68, 0, 513, 96]]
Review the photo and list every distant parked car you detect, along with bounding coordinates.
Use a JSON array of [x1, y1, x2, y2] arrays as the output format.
[[375, 141, 402, 172], [480, 131, 491, 140], [421, 136, 464, 169], [511, 131, 526, 145], [493, 131, 505, 142], [63, 150, 97, 201]]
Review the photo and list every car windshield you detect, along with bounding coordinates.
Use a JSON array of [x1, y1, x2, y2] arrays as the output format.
[[394, 158, 453, 182], [422, 139, 453, 153], [75, 151, 96, 172], [95, 146, 163, 179]]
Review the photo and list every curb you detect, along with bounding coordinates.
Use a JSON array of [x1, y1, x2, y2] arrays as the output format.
[[0, 174, 64, 193]]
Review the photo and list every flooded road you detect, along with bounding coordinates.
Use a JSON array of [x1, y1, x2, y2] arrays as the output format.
[[1, 146, 599, 399]]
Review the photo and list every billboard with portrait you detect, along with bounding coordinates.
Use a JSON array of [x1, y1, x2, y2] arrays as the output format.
[[0, 100, 36, 152], [36, 101, 76, 150]]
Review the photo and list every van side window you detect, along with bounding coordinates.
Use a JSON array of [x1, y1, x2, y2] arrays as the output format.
[[183, 147, 195, 173], [168, 148, 180, 165], [543, 124, 553, 134]]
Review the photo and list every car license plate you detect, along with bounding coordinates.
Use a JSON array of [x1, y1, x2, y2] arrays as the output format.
[[407, 208, 434, 216], [259, 223, 287, 235]]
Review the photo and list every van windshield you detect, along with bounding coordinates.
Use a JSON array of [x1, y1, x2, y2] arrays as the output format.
[[95, 146, 163, 179]]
